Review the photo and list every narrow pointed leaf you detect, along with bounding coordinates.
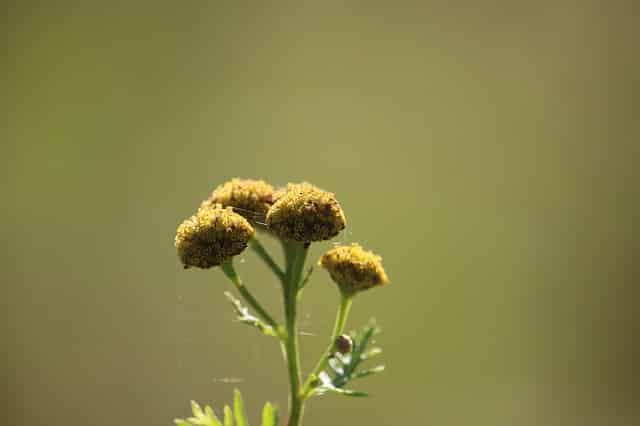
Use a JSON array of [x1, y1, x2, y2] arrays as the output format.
[[361, 347, 383, 360], [223, 405, 234, 426], [191, 401, 204, 418], [261, 402, 278, 426], [205, 405, 223, 426], [355, 323, 378, 354], [174, 419, 191, 426], [224, 292, 277, 337], [233, 389, 249, 426], [326, 386, 369, 397], [352, 364, 385, 380]]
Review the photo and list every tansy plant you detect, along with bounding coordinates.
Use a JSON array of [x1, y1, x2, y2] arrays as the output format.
[[174, 179, 389, 426]]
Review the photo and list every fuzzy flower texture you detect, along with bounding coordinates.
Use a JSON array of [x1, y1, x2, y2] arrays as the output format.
[[320, 244, 390, 295], [175, 204, 255, 269], [201, 178, 275, 223], [266, 182, 346, 242], [175, 178, 387, 296]]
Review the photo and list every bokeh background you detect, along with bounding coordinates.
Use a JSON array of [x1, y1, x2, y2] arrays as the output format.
[[3, 1, 638, 425]]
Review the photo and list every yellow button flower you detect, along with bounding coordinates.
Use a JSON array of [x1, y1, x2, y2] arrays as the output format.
[[266, 182, 346, 242], [319, 244, 389, 295], [175, 204, 255, 269], [201, 178, 275, 224]]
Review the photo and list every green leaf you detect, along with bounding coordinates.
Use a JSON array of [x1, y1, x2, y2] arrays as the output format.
[[315, 371, 369, 398], [352, 365, 385, 380], [224, 405, 234, 426], [233, 389, 249, 426], [174, 393, 276, 426], [326, 387, 369, 397], [312, 320, 385, 397], [261, 402, 278, 426], [353, 321, 379, 353], [224, 292, 278, 337], [178, 400, 223, 426], [191, 401, 204, 418], [361, 347, 382, 360], [205, 405, 223, 426]]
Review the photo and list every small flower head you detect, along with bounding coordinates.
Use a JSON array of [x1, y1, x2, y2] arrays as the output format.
[[319, 244, 389, 295], [265, 182, 346, 242], [175, 204, 255, 269], [201, 178, 275, 223]]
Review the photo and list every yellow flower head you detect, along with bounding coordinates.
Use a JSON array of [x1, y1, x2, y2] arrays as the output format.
[[265, 182, 346, 242], [319, 244, 389, 295], [175, 204, 255, 269], [201, 178, 275, 223]]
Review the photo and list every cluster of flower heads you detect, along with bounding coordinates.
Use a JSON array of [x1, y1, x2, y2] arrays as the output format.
[[175, 178, 389, 294]]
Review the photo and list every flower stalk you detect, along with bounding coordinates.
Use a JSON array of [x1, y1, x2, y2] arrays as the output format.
[[281, 242, 308, 426], [301, 295, 353, 399], [221, 261, 280, 333], [249, 238, 285, 282]]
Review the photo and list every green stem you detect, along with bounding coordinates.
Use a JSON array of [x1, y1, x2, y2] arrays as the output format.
[[282, 242, 308, 426], [301, 294, 353, 399], [250, 238, 285, 282], [220, 261, 279, 331]]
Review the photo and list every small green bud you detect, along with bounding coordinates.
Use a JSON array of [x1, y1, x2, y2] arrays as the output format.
[[175, 204, 255, 269], [319, 244, 389, 295], [201, 178, 275, 223], [265, 182, 346, 242]]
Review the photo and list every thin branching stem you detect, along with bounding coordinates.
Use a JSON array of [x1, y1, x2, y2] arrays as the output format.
[[281, 242, 308, 426], [301, 294, 353, 399], [250, 237, 285, 282], [221, 261, 280, 332]]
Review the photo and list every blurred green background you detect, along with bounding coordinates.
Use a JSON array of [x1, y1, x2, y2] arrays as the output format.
[[3, 1, 638, 425]]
